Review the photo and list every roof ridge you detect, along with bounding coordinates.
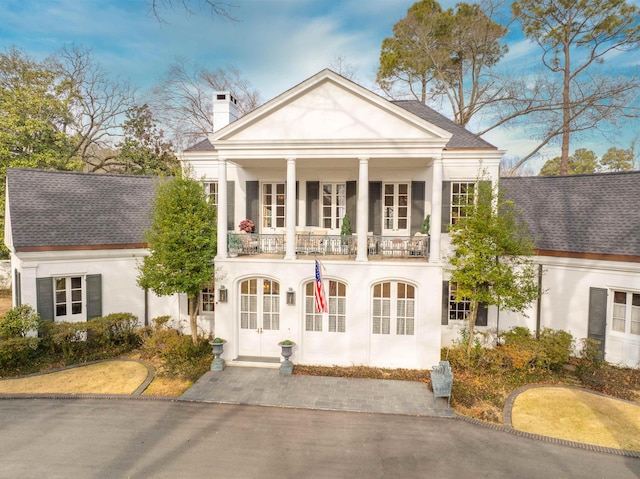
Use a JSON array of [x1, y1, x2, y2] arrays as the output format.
[[6, 167, 163, 180]]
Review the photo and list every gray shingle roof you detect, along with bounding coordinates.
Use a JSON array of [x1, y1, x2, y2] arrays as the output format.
[[7, 168, 158, 251], [501, 172, 640, 258], [185, 138, 214, 151], [392, 100, 496, 149]]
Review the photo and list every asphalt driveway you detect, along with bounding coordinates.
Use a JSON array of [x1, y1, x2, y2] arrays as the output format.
[[0, 398, 638, 478]]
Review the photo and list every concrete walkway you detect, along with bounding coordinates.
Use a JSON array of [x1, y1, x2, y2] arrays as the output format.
[[179, 366, 453, 417]]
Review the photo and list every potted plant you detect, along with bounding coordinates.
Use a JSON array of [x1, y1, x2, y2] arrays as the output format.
[[278, 339, 295, 375], [228, 234, 242, 257], [340, 214, 352, 254], [238, 219, 255, 233], [210, 337, 226, 371], [421, 215, 430, 235]]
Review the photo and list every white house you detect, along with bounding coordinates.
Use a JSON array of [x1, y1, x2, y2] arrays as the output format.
[[10, 69, 637, 369], [181, 69, 502, 368]]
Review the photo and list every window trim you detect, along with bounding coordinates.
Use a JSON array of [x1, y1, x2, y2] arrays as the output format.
[[304, 279, 347, 333], [320, 183, 346, 231], [372, 281, 415, 336], [611, 290, 640, 336], [204, 181, 218, 207]]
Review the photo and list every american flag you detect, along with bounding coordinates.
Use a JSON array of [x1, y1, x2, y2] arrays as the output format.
[[314, 259, 328, 313]]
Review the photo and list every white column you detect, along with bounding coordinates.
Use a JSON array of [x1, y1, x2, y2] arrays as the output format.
[[285, 158, 296, 260], [217, 157, 228, 259], [356, 157, 369, 262], [429, 157, 442, 263]]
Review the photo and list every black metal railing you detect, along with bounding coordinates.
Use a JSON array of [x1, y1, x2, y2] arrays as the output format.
[[227, 233, 429, 259]]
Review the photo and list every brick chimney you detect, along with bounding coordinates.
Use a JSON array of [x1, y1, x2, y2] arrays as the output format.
[[213, 91, 238, 132]]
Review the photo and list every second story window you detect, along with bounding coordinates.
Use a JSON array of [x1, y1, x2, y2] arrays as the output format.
[[204, 181, 218, 206], [321, 183, 346, 230], [451, 182, 475, 225]]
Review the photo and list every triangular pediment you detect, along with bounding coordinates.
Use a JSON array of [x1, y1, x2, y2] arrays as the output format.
[[211, 70, 452, 143]]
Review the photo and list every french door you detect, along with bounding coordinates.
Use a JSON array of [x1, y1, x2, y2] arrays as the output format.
[[382, 183, 409, 236], [238, 278, 282, 357], [262, 183, 285, 233]]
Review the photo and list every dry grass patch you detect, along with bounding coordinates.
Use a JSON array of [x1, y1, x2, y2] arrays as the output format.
[[142, 376, 193, 396], [512, 387, 640, 451], [0, 361, 148, 395]]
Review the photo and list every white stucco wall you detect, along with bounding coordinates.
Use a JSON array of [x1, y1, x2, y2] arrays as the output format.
[[497, 256, 640, 367], [213, 258, 443, 370], [12, 249, 179, 326]]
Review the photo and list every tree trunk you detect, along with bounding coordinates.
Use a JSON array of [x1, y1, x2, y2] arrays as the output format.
[[560, 37, 572, 175], [466, 299, 479, 359], [188, 293, 200, 345]]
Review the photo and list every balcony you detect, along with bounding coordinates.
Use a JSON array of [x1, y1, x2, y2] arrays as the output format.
[[227, 232, 429, 260]]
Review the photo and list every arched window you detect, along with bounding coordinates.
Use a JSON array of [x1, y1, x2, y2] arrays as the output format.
[[372, 281, 415, 335], [304, 280, 347, 332]]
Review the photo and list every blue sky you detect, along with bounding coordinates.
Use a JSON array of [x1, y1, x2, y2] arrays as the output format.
[[1, 0, 639, 170]]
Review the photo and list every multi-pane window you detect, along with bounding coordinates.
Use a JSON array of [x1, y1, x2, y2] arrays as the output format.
[[372, 281, 414, 335], [55, 276, 82, 318], [396, 282, 415, 335], [612, 291, 640, 335], [322, 183, 346, 230], [372, 282, 391, 334], [262, 280, 280, 330], [383, 183, 409, 231], [448, 282, 471, 321], [204, 181, 218, 206], [201, 284, 215, 313], [451, 182, 475, 225], [262, 183, 285, 229], [304, 280, 347, 332], [240, 279, 258, 330]]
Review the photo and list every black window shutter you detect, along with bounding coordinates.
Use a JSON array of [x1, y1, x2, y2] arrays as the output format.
[[476, 303, 488, 327], [86, 274, 102, 320], [246, 181, 259, 228], [442, 281, 450, 325], [14, 269, 21, 307], [441, 181, 451, 233], [369, 181, 382, 235], [346, 181, 357, 230], [411, 181, 425, 235], [36, 278, 54, 322], [306, 181, 319, 227], [227, 180, 235, 231], [588, 287, 607, 359]]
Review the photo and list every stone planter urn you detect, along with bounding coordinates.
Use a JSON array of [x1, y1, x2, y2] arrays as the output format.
[[278, 340, 295, 375], [210, 338, 226, 371]]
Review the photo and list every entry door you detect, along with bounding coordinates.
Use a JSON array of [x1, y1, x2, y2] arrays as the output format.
[[382, 183, 409, 236], [238, 278, 282, 357]]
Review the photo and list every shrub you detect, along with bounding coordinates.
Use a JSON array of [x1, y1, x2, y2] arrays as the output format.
[[0, 337, 41, 374], [0, 305, 40, 339], [500, 327, 573, 372], [86, 313, 141, 349], [159, 334, 212, 380], [140, 325, 212, 380]]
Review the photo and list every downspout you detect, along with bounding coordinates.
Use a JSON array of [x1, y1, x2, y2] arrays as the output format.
[[144, 288, 149, 327], [536, 263, 543, 340]]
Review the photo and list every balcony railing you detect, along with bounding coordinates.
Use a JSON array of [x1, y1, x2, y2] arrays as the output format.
[[228, 233, 429, 259]]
